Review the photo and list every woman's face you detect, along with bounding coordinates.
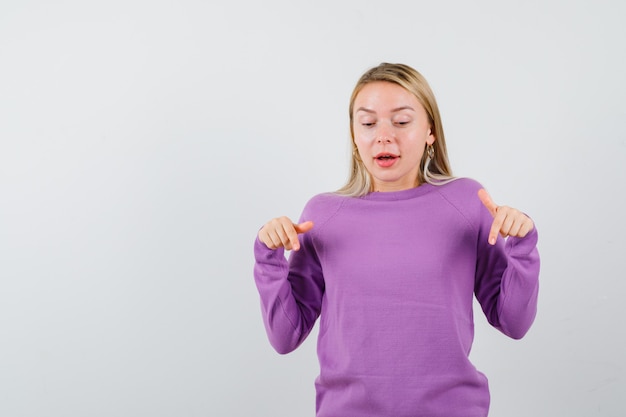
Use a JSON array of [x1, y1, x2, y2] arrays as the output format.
[[353, 81, 435, 192]]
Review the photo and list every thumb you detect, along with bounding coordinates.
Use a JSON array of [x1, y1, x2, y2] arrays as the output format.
[[294, 220, 314, 234], [478, 188, 498, 217]]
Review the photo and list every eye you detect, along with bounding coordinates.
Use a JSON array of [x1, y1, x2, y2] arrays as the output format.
[[359, 119, 376, 127], [393, 116, 412, 126]]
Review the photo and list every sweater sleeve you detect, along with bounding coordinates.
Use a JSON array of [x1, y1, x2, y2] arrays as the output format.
[[253, 226, 325, 354], [474, 211, 540, 340]]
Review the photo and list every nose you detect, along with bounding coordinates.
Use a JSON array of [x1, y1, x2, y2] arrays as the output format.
[[376, 124, 394, 143]]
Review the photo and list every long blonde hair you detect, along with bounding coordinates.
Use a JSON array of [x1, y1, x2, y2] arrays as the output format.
[[337, 63, 455, 196]]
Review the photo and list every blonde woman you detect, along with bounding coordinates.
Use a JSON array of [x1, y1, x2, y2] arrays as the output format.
[[254, 63, 539, 417]]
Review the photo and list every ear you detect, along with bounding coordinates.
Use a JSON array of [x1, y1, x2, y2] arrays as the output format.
[[426, 128, 436, 145]]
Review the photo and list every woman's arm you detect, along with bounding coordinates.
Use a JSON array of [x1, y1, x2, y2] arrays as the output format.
[[253, 218, 323, 354], [474, 190, 541, 339]]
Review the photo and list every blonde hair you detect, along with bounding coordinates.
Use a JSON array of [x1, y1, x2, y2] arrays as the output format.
[[337, 63, 455, 196]]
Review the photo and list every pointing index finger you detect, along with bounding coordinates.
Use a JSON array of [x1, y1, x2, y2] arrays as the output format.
[[478, 188, 498, 217], [294, 221, 314, 234]]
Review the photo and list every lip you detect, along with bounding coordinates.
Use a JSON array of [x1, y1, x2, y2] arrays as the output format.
[[374, 152, 399, 159], [374, 152, 399, 168]]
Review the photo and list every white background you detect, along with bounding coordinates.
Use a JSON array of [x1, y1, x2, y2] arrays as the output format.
[[1, 1, 624, 416]]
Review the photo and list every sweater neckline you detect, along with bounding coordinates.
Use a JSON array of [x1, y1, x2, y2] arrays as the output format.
[[360, 183, 436, 201]]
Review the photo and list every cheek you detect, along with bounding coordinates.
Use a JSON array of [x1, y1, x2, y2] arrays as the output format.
[[354, 142, 366, 159], [353, 140, 371, 162], [353, 133, 370, 150], [353, 124, 376, 142]]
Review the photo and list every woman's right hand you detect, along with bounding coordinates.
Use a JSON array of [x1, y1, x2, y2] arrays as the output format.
[[258, 217, 314, 251]]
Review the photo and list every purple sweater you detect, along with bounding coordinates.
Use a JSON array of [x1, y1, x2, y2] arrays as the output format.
[[253, 178, 540, 417]]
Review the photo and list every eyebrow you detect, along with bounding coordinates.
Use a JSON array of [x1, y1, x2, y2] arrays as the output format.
[[356, 106, 415, 113]]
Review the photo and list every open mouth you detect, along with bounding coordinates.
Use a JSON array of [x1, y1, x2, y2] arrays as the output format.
[[375, 153, 399, 160], [374, 153, 399, 167]]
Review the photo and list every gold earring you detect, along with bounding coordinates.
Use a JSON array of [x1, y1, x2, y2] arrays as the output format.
[[427, 144, 435, 159]]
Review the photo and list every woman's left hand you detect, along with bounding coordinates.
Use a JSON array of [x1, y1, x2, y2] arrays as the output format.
[[478, 189, 535, 246]]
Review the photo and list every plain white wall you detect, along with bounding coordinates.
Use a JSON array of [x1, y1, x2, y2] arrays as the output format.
[[1, 1, 624, 416]]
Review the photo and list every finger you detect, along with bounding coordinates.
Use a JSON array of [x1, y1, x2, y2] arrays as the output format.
[[267, 224, 290, 250], [279, 221, 301, 251], [259, 218, 314, 251], [294, 221, 314, 234], [258, 222, 275, 249], [488, 211, 505, 245], [266, 232, 281, 249], [259, 229, 279, 249], [498, 210, 515, 238], [518, 219, 534, 237], [506, 217, 523, 238], [258, 217, 295, 250], [488, 220, 501, 245], [478, 188, 498, 217], [509, 216, 534, 238], [289, 221, 315, 251]]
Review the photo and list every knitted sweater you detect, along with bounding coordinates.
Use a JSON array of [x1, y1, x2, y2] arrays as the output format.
[[253, 178, 540, 417]]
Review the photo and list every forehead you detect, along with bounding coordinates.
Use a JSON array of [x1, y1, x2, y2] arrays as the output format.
[[354, 81, 422, 111]]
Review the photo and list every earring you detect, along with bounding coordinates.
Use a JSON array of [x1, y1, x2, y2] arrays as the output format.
[[426, 144, 435, 159]]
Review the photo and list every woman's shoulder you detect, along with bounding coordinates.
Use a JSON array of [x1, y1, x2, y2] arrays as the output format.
[[299, 192, 349, 228], [433, 177, 488, 224], [439, 177, 484, 192], [303, 192, 347, 213]]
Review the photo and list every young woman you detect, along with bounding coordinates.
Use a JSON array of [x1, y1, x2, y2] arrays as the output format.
[[253, 63, 540, 417]]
